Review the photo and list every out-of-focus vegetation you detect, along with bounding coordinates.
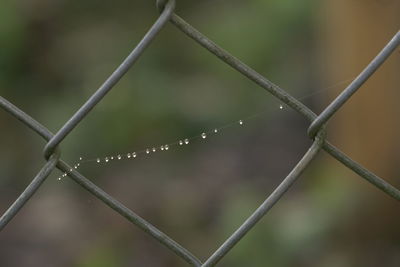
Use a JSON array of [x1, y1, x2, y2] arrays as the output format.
[[1, 0, 399, 266]]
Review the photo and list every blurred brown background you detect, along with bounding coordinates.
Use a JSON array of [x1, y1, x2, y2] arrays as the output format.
[[0, 0, 399, 266]]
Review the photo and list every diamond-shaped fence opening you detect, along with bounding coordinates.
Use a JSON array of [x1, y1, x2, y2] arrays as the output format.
[[1, 0, 399, 266]]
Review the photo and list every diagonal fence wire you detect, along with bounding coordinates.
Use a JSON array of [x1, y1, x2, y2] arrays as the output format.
[[0, 94, 202, 266], [1, 0, 399, 265], [167, 10, 400, 201]]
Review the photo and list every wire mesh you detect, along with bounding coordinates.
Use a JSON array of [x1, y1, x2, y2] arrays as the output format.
[[1, 0, 399, 265]]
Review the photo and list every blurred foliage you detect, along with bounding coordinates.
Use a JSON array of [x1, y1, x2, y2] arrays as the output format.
[[1, 0, 398, 267]]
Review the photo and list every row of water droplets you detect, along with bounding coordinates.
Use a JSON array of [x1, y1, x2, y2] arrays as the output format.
[[57, 76, 355, 180], [57, 112, 271, 181]]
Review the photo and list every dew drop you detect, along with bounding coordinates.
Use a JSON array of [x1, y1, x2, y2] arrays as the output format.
[[74, 165, 78, 169], [110, 156, 114, 160], [279, 104, 283, 110], [58, 177, 61, 181], [105, 157, 109, 162], [160, 145, 164, 151], [152, 147, 156, 152], [79, 157, 83, 161], [96, 158, 101, 163], [179, 140, 183, 145], [214, 129, 218, 133], [165, 145, 169, 150], [239, 120, 243, 125], [146, 149, 150, 154], [201, 132, 207, 139], [132, 152, 137, 158], [117, 155, 122, 160], [184, 139, 189, 145], [69, 169, 73, 172], [127, 153, 131, 158]]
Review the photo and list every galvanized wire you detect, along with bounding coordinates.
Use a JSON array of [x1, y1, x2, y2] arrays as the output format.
[[1, 0, 399, 265], [308, 31, 400, 138]]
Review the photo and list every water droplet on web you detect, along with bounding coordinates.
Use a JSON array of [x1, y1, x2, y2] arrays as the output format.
[[53, 78, 357, 173]]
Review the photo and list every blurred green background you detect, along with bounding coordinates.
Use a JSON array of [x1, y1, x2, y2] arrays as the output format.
[[1, 0, 399, 266]]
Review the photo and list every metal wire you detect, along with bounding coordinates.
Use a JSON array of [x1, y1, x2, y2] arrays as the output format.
[[1, 0, 399, 265]]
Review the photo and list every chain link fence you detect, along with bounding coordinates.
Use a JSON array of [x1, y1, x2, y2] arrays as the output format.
[[1, 0, 399, 265]]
